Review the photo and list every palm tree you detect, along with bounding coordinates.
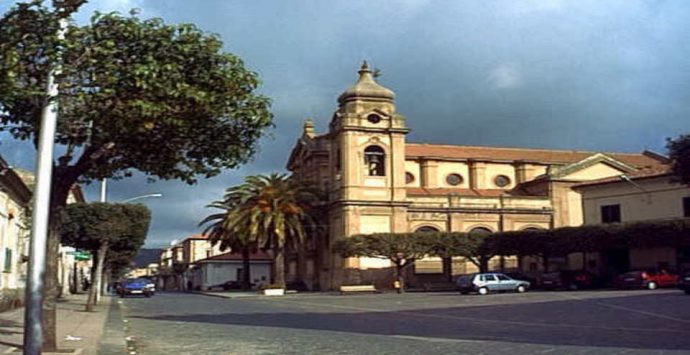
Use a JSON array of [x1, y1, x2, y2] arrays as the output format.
[[204, 173, 320, 289], [199, 199, 256, 290]]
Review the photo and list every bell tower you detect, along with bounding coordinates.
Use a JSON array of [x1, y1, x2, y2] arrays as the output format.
[[329, 61, 409, 202], [325, 62, 410, 288]]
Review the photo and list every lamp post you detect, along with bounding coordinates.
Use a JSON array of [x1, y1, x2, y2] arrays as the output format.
[[23, 16, 67, 355]]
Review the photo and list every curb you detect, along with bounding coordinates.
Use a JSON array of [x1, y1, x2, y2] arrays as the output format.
[[97, 300, 129, 354], [191, 291, 261, 300]]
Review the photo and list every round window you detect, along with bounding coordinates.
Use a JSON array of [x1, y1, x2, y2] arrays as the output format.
[[494, 175, 511, 187], [367, 114, 382, 124], [405, 172, 415, 184], [446, 173, 463, 186]]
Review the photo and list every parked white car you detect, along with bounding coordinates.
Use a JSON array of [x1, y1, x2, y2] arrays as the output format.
[[456, 273, 530, 295]]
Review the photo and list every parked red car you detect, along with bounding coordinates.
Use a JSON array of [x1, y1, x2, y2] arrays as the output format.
[[678, 272, 690, 295], [540, 270, 599, 290], [615, 270, 678, 290]]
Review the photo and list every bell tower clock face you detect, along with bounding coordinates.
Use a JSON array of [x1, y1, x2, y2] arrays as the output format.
[[366, 113, 382, 124]]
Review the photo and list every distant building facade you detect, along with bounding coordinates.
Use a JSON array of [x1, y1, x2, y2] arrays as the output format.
[[286, 63, 668, 290], [159, 234, 224, 290]]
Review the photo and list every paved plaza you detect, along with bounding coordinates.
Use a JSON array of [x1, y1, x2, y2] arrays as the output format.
[[108, 289, 690, 354]]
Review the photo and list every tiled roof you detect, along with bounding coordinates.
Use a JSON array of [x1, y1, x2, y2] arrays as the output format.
[[196, 250, 272, 263], [405, 143, 665, 168], [572, 166, 673, 189]]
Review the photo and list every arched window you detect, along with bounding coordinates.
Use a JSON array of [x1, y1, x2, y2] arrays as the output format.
[[415, 226, 439, 233], [468, 227, 493, 237], [364, 145, 385, 176], [405, 172, 415, 184]]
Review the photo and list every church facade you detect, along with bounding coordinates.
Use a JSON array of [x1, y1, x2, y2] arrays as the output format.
[[286, 63, 667, 290]]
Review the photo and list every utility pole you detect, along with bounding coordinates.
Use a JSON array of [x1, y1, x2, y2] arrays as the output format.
[[23, 16, 67, 355]]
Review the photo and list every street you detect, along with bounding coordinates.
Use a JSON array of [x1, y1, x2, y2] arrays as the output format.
[[106, 289, 690, 354]]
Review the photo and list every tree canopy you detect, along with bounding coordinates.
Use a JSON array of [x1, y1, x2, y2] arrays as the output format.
[[0, 1, 273, 200], [334, 232, 438, 292], [1, 0, 270, 348], [59, 201, 150, 310], [667, 134, 690, 185], [59, 202, 150, 254]]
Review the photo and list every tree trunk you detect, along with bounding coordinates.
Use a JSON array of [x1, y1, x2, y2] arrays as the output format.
[[41, 225, 60, 352], [41, 178, 79, 352], [101, 266, 110, 296], [442, 257, 452, 282], [71, 261, 78, 294], [86, 242, 108, 311], [274, 247, 285, 288], [479, 256, 489, 273], [85, 254, 97, 312], [241, 247, 251, 290], [296, 241, 307, 285], [542, 254, 550, 273], [395, 263, 405, 294]]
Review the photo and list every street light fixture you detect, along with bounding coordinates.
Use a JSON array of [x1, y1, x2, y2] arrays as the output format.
[[619, 174, 651, 204], [120, 193, 163, 204]]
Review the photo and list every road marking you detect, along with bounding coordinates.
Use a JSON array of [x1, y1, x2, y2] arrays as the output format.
[[554, 292, 690, 325], [272, 298, 690, 334], [391, 335, 483, 343]]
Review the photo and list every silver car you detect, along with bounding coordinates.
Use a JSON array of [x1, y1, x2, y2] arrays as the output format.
[[457, 273, 530, 295]]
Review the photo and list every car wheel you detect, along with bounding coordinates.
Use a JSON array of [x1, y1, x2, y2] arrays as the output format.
[[478, 287, 489, 295], [516, 285, 526, 293], [647, 282, 658, 290]]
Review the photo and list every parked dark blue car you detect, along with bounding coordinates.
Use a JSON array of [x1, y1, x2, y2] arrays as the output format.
[[118, 278, 153, 298]]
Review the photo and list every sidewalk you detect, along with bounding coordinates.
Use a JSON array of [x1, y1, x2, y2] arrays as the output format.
[[0, 293, 114, 354]]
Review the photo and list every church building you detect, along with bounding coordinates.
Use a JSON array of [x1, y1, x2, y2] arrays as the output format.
[[286, 62, 668, 290]]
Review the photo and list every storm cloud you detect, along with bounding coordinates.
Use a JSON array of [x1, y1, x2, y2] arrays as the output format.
[[1, 0, 688, 247]]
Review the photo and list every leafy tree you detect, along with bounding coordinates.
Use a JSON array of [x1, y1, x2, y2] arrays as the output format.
[[334, 233, 437, 293], [667, 134, 690, 185], [59, 202, 150, 311], [0, 1, 271, 348], [427, 232, 486, 272], [206, 173, 319, 289]]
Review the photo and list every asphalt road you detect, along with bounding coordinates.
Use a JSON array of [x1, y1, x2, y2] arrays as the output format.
[[109, 289, 690, 355]]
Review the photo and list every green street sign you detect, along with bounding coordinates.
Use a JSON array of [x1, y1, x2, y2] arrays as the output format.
[[74, 251, 92, 261]]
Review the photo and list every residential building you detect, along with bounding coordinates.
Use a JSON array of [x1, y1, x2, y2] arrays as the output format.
[[0, 158, 31, 303], [159, 234, 224, 290], [285, 63, 668, 290], [189, 251, 272, 291], [574, 167, 690, 273]]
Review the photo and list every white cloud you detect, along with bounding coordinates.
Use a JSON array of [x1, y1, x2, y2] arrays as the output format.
[[487, 62, 523, 89]]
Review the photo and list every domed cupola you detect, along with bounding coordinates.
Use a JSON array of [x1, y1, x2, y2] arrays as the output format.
[[337, 61, 395, 105]]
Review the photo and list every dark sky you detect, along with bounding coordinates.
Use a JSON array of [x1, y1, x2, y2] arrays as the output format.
[[1, 0, 689, 248]]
